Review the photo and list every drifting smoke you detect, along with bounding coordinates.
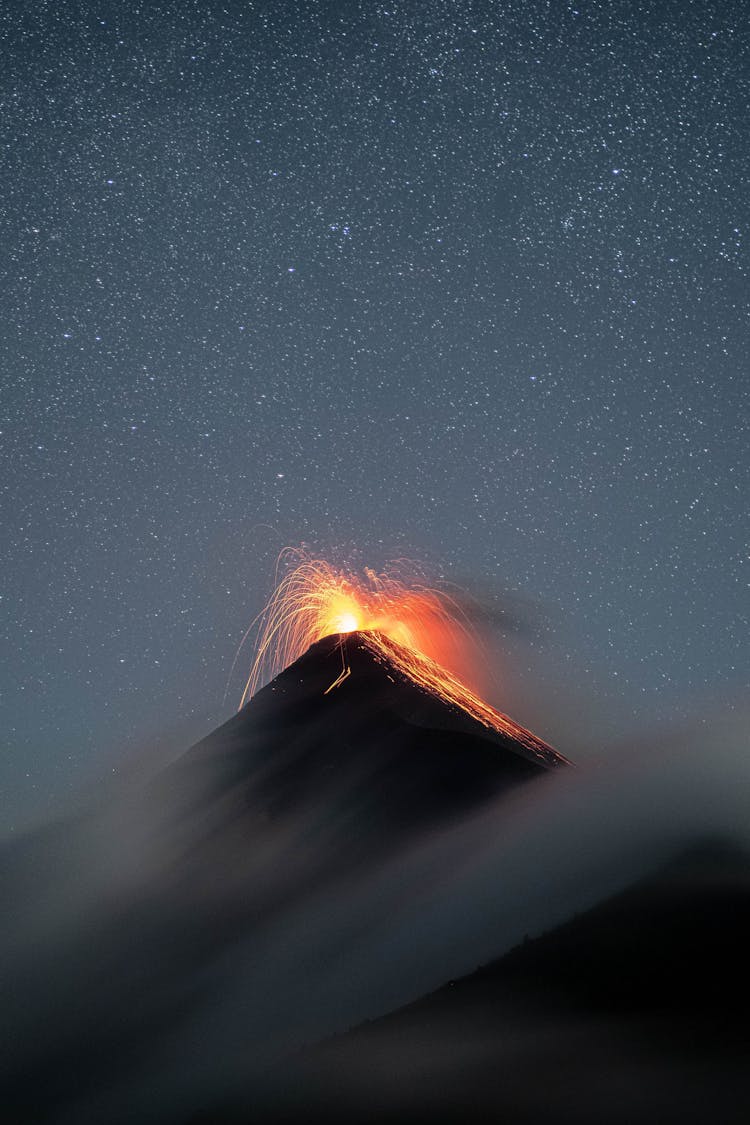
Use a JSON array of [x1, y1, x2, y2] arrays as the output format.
[[1, 697, 749, 1123]]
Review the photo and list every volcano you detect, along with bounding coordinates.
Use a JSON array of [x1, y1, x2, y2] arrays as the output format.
[[3, 632, 749, 1125], [177, 630, 566, 867], [1, 629, 568, 1125]]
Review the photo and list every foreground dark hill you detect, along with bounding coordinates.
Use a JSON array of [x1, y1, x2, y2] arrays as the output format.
[[218, 840, 750, 1125]]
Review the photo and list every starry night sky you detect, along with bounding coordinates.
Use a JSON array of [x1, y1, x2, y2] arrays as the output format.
[[2, 0, 747, 827]]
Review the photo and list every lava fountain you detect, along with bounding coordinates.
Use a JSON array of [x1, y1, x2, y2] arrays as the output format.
[[237, 549, 566, 765]]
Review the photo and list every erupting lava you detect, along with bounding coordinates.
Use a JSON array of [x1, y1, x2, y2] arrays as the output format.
[[238, 550, 565, 764]]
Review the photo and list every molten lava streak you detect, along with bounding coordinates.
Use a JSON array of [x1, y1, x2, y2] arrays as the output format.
[[240, 549, 566, 765]]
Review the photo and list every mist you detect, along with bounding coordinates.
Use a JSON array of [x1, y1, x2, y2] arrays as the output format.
[[2, 689, 749, 1123]]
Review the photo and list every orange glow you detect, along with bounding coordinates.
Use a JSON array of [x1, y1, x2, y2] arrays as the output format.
[[239, 548, 566, 766], [334, 612, 360, 634]]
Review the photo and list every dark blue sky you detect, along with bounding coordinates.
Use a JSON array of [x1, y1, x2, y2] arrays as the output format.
[[2, 0, 747, 827]]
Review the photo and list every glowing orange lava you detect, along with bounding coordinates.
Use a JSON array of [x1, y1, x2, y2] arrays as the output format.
[[239, 549, 566, 766]]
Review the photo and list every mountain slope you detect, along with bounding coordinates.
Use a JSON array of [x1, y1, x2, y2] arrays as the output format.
[[0, 632, 564, 1125], [232, 841, 750, 1125], [178, 631, 564, 861]]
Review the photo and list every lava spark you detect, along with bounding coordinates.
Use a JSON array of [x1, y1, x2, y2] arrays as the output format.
[[237, 549, 566, 765]]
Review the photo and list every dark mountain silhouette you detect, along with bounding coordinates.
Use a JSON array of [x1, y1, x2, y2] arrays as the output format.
[[176, 631, 565, 864], [204, 840, 750, 1125], [0, 632, 564, 1125]]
